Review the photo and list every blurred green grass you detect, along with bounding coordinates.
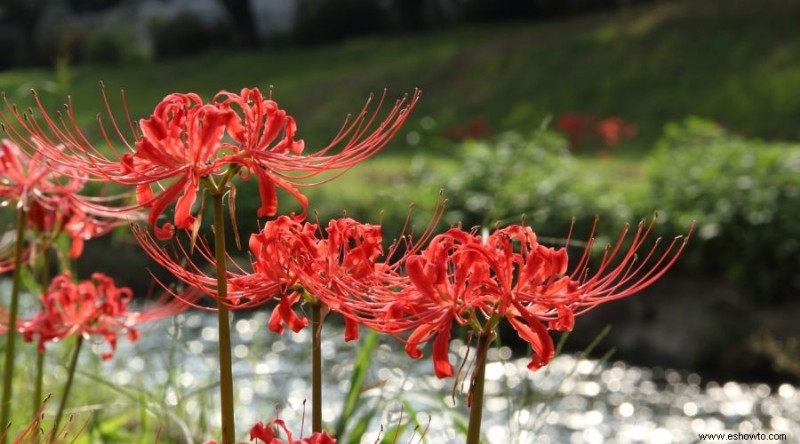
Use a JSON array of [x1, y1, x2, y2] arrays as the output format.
[[1, 0, 798, 151], [0, 0, 797, 235]]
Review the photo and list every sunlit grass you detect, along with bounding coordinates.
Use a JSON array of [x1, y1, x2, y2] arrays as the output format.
[[1, 0, 798, 153]]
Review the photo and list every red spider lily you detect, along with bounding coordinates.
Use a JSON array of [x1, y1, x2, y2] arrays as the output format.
[[202, 419, 336, 444], [387, 219, 691, 378], [19, 272, 196, 360], [131, 195, 443, 319], [231, 216, 387, 339], [142, 215, 399, 337], [0, 139, 137, 257], [0, 139, 84, 207], [129, 223, 272, 309], [2, 87, 420, 239], [249, 419, 336, 444], [230, 206, 443, 338]]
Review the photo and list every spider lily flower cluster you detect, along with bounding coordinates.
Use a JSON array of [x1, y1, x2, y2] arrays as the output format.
[[248, 419, 336, 444], [205, 418, 337, 444], [0, 85, 691, 443], [19, 272, 195, 360], [386, 219, 690, 378], [2, 87, 418, 239], [0, 139, 136, 257]]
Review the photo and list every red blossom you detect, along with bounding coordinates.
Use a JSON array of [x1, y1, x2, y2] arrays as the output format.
[[123, 92, 238, 238], [385, 219, 691, 378], [131, 193, 442, 327], [249, 419, 336, 444], [555, 113, 638, 151], [19, 272, 195, 360], [228, 198, 443, 335], [230, 216, 391, 339], [129, 223, 274, 314], [0, 139, 137, 258], [442, 117, 490, 141], [1, 87, 420, 239], [595, 116, 638, 147], [555, 113, 592, 148], [202, 419, 336, 444]]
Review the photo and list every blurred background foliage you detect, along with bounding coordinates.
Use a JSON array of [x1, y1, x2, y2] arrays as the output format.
[[1, 0, 800, 381], [647, 119, 800, 305]]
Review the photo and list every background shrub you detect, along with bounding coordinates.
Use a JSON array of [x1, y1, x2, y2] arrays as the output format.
[[81, 28, 148, 65], [0, 30, 23, 70], [150, 13, 231, 60], [646, 117, 800, 304], [434, 130, 638, 240]]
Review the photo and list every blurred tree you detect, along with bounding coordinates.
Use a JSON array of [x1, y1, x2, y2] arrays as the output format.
[[216, 0, 260, 48], [0, 0, 47, 65], [292, 0, 645, 44], [463, 0, 630, 21], [395, 0, 427, 30], [68, 0, 122, 12], [390, 0, 465, 31], [294, 0, 387, 44]]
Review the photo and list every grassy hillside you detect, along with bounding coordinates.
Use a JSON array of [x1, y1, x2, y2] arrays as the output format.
[[1, 0, 798, 155]]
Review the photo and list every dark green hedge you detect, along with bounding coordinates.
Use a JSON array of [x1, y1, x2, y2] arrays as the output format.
[[646, 117, 800, 304], [435, 119, 800, 304]]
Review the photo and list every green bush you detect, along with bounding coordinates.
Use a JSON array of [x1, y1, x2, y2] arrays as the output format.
[[435, 130, 637, 239], [0, 30, 23, 70], [149, 14, 230, 60], [646, 117, 800, 303], [81, 28, 148, 65]]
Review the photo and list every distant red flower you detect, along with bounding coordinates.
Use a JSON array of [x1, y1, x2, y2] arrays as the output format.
[[595, 117, 637, 147], [555, 113, 592, 148], [386, 219, 691, 378], [20, 272, 195, 360], [442, 117, 490, 141], [2, 87, 420, 239]]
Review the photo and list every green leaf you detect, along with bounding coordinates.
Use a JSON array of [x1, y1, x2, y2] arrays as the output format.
[[335, 329, 380, 439]]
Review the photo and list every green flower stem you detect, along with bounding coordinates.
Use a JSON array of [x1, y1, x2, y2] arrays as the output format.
[[33, 247, 51, 420], [50, 335, 83, 442], [33, 351, 45, 407], [0, 207, 27, 441], [212, 191, 236, 444], [466, 331, 494, 444], [311, 301, 323, 433]]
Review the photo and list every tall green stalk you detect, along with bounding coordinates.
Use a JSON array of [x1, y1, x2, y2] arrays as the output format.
[[32, 247, 51, 440], [466, 331, 493, 444], [311, 302, 323, 433], [32, 351, 45, 423], [0, 208, 27, 440], [211, 191, 236, 444], [50, 335, 83, 442]]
